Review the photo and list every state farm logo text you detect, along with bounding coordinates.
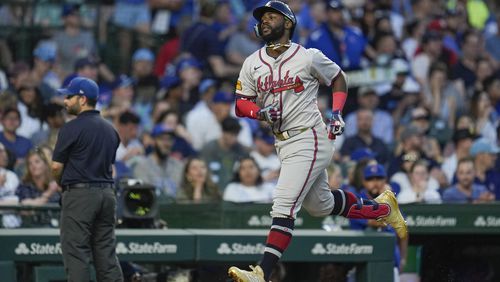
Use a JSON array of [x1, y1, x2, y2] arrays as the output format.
[[217, 243, 265, 255], [116, 242, 177, 254], [15, 243, 62, 255], [311, 243, 373, 255]]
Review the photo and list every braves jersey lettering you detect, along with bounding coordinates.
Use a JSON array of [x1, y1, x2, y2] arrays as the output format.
[[236, 43, 340, 132]]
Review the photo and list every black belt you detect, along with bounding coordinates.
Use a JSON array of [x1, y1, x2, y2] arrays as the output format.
[[63, 182, 114, 191]]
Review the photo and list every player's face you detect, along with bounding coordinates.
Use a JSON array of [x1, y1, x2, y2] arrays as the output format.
[[260, 11, 286, 42]]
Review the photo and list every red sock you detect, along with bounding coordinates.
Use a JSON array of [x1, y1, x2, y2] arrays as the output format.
[[331, 189, 389, 219]]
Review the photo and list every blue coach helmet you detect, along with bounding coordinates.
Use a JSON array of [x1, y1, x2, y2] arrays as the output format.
[[253, 0, 296, 39]]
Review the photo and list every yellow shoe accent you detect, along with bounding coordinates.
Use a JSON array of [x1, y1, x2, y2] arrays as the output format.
[[374, 190, 408, 240], [228, 265, 266, 282]]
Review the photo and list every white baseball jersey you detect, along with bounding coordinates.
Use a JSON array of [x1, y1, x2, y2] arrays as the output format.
[[235, 43, 341, 133]]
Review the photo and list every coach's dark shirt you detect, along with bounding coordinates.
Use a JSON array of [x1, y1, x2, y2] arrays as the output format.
[[53, 110, 120, 185]]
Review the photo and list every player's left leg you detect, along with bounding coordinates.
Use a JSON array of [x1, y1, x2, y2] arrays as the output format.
[[302, 169, 407, 239]]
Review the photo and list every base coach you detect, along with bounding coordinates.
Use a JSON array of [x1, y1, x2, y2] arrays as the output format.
[[52, 76, 123, 282]]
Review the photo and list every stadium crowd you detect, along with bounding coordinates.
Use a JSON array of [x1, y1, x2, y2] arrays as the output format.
[[0, 0, 499, 229]]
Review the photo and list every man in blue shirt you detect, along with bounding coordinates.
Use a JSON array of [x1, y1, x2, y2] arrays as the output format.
[[350, 163, 408, 280], [52, 77, 123, 282], [0, 108, 32, 163], [305, 0, 367, 70], [469, 138, 500, 199], [442, 157, 495, 203]]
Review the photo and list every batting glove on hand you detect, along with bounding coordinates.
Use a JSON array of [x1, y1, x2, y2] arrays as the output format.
[[328, 111, 345, 139], [258, 104, 281, 124]]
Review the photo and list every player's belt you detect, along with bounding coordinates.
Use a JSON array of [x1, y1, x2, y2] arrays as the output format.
[[275, 128, 309, 141]]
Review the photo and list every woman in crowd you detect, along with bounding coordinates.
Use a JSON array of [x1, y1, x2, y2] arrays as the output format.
[[177, 157, 220, 203], [16, 148, 60, 205], [223, 156, 273, 203], [396, 159, 442, 204]]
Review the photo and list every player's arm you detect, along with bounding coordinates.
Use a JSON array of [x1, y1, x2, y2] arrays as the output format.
[[235, 96, 280, 123], [235, 96, 261, 119], [331, 70, 348, 113]]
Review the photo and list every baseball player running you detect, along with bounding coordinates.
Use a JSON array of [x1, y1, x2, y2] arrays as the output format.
[[228, 1, 407, 281]]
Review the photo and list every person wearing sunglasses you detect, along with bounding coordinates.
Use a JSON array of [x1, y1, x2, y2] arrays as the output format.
[[51, 77, 123, 282]]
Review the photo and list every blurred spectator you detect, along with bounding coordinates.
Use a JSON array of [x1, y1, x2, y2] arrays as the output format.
[[15, 149, 60, 205], [130, 124, 184, 199], [350, 163, 408, 280], [408, 106, 443, 163], [250, 129, 280, 185], [327, 162, 343, 189], [15, 80, 47, 139], [225, 15, 262, 66], [156, 109, 196, 160], [305, 0, 368, 70], [441, 128, 477, 183], [0, 108, 33, 164], [381, 76, 420, 124], [0, 142, 21, 228], [395, 159, 441, 204], [176, 157, 221, 203], [200, 117, 249, 190], [442, 157, 494, 203], [342, 158, 376, 195], [424, 63, 463, 128], [474, 57, 495, 92], [192, 78, 217, 111], [371, 31, 401, 68], [223, 156, 273, 203], [484, 74, 500, 118], [485, 12, 500, 61], [156, 76, 190, 117], [180, 0, 240, 79], [112, 0, 152, 73], [375, 0, 406, 39], [412, 31, 457, 87], [340, 108, 390, 165], [30, 41, 60, 101], [5, 62, 30, 97], [450, 30, 482, 94], [115, 111, 144, 163], [131, 48, 159, 104], [344, 86, 394, 145], [470, 90, 498, 145], [0, 4, 25, 26], [388, 126, 442, 181], [52, 4, 96, 76], [102, 74, 135, 121], [469, 138, 500, 199], [441, 9, 464, 56], [31, 103, 65, 150], [175, 57, 203, 107], [401, 19, 425, 61], [153, 14, 192, 77], [186, 91, 237, 151], [359, 2, 378, 44], [211, 0, 238, 52]]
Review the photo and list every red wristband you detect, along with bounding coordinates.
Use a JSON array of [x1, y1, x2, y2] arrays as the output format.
[[236, 98, 261, 119], [332, 91, 347, 113]]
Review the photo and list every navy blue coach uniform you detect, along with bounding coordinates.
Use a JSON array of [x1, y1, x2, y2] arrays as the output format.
[[52, 77, 123, 282]]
